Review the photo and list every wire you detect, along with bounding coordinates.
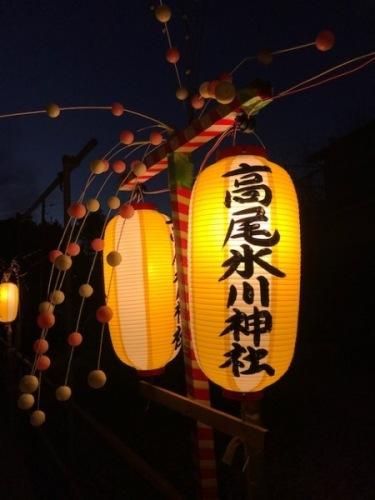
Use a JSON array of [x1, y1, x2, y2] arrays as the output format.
[[103, 142, 121, 160], [0, 105, 171, 130], [0, 110, 46, 119], [276, 56, 375, 100], [96, 325, 106, 370], [142, 143, 152, 162], [236, 51, 375, 114], [273, 41, 315, 56], [137, 124, 166, 132], [198, 98, 211, 119], [143, 188, 170, 194], [277, 51, 375, 98], [251, 131, 266, 149], [164, 23, 183, 88], [106, 141, 147, 161], [198, 127, 233, 174], [230, 41, 316, 75], [158, 0, 184, 91]]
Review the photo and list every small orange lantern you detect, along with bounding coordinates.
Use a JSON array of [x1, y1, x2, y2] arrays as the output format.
[[0, 282, 19, 323], [188, 147, 300, 392], [103, 204, 180, 374]]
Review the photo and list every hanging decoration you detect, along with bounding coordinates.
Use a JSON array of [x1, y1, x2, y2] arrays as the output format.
[[188, 146, 300, 393], [16, 128, 171, 423], [103, 204, 180, 374]]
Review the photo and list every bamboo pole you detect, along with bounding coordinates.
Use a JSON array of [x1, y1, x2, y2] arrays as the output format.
[[168, 152, 218, 499]]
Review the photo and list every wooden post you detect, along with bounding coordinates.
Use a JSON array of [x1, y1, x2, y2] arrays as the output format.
[[241, 392, 265, 499], [2, 321, 17, 434], [168, 152, 218, 499], [139, 381, 266, 447]]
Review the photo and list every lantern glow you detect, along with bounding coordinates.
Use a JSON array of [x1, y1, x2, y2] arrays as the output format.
[[0, 282, 19, 323], [188, 149, 300, 392], [103, 206, 180, 372]]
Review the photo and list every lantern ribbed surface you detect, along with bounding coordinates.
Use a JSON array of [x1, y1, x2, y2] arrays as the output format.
[[0, 282, 19, 323], [188, 154, 300, 392], [103, 208, 179, 371]]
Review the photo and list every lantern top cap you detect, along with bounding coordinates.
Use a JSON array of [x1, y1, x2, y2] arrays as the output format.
[[216, 146, 267, 161], [131, 203, 155, 210], [0, 279, 17, 286]]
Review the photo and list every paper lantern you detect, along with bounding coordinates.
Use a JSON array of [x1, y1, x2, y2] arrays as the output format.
[[188, 147, 300, 392], [103, 204, 180, 374], [0, 282, 19, 323]]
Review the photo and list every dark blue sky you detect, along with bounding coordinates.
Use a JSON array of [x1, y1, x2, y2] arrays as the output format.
[[0, 0, 374, 221]]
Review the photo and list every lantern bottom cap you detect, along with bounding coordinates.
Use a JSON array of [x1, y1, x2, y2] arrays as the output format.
[[222, 389, 263, 401], [137, 368, 165, 377]]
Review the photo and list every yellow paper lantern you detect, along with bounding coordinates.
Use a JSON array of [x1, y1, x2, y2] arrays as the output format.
[[103, 204, 180, 374], [0, 282, 19, 323], [188, 147, 300, 392]]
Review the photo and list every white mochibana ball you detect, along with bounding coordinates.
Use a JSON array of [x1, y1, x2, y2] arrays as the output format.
[[131, 161, 147, 177], [106, 251, 122, 267], [56, 385, 72, 402], [17, 393, 35, 410], [54, 254, 72, 272], [79, 283, 94, 298], [214, 81, 236, 104], [49, 290, 65, 305], [90, 159, 108, 174], [107, 196, 121, 210], [88, 370, 107, 389], [154, 4, 172, 23], [199, 81, 211, 99], [176, 87, 189, 101], [46, 103, 60, 118], [30, 410, 46, 427], [86, 198, 100, 212], [38, 301, 54, 313], [19, 374, 39, 393]]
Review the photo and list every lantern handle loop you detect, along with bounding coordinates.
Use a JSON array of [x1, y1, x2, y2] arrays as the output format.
[[222, 436, 242, 466], [242, 454, 250, 473]]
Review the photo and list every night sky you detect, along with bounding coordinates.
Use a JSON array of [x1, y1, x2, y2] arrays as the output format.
[[0, 0, 374, 221], [1, 2, 375, 498]]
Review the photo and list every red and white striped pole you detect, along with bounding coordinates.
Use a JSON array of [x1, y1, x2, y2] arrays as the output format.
[[168, 152, 218, 499], [120, 82, 272, 192]]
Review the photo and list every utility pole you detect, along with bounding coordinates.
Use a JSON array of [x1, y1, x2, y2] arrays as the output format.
[[21, 138, 98, 223], [62, 138, 98, 223]]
